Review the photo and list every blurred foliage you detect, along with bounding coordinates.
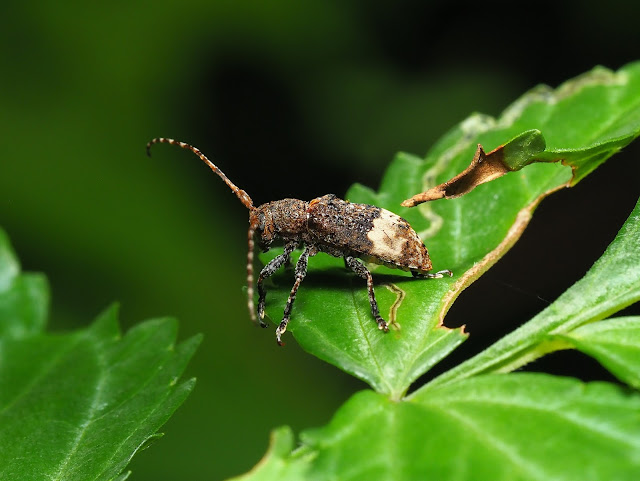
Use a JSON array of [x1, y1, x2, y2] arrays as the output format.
[[1, 1, 639, 479]]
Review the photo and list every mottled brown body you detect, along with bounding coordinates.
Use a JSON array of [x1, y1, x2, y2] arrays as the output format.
[[256, 194, 432, 273], [147, 138, 451, 345]]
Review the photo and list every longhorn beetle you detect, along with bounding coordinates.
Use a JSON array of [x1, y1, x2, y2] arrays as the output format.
[[147, 138, 452, 345]]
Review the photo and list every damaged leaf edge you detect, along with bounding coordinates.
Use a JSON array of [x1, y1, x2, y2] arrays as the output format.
[[401, 130, 551, 205], [402, 63, 639, 207], [435, 182, 567, 334]]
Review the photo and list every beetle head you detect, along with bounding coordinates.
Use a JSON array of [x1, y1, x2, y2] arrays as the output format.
[[251, 205, 278, 251]]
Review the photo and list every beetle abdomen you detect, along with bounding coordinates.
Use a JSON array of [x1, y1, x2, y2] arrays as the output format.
[[307, 194, 432, 272], [364, 208, 432, 271]]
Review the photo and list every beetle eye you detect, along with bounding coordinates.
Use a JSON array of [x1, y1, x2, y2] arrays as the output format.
[[258, 213, 266, 230]]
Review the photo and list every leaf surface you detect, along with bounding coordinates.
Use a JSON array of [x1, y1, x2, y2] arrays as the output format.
[[553, 316, 640, 389], [228, 427, 313, 481], [237, 374, 640, 481], [0, 229, 48, 339]]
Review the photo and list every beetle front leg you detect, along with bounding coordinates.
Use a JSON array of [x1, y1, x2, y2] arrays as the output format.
[[257, 242, 297, 326], [344, 256, 388, 333], [275, 245, 314, 345]]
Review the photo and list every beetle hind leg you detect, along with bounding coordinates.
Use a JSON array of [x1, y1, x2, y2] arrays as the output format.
[[344, 256, 389, 333]]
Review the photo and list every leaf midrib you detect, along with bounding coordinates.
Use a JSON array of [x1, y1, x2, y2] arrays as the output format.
[[48, 331, 108, 481]]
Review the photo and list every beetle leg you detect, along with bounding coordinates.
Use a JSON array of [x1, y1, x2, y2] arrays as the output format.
[[411, 269, 453, 279], [276, 245, 314, 345], [257, 241, 297, 326], [344, 256, 388, 333]]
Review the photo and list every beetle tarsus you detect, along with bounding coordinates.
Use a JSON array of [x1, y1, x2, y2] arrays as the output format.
[[276, 321, 287, 346], [412, 269, 453, 279], [434, 269, 453, 278], [377, 318, 389, 332]]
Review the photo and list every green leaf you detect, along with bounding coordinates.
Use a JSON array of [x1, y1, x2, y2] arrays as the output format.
[[0, 229, 48, 339], [228, 427, 314, 481], [237, 374, 640, 480], [261, 62, 640, 398], [404, 64, 640, 205], [501, 129, 547, 170], [552, 317, 640, 389], [457, 63, 640, 185], [430, 195, 640, 387], [533, 64, 640, 184], [0, 227, 201, 480]]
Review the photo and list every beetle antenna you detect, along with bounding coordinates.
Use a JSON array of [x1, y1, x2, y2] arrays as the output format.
[[246, 217, 261, 325], [147, 137, 255, 210]]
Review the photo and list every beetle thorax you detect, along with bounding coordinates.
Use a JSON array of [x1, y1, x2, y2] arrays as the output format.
[[252, 199, 309, 248]]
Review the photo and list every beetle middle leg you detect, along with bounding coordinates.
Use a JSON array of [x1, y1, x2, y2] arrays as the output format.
[[257, 241, 297, 326], [275, 245, 316, 345], [344, 256, 389, 333]]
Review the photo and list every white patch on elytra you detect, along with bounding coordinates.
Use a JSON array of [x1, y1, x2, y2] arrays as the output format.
[[367, 209, 408, 262]]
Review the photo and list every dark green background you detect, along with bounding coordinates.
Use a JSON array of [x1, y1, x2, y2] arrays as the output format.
[[1, 1, 639, 479]]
